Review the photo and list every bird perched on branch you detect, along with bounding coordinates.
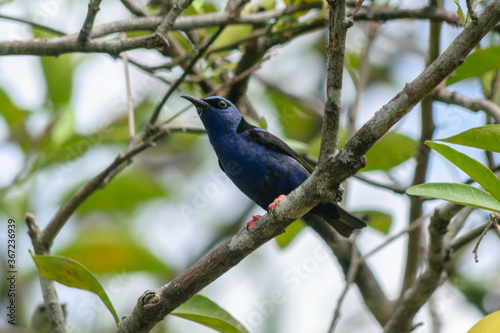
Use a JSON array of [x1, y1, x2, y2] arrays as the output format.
[[181, 95, 366, 237]]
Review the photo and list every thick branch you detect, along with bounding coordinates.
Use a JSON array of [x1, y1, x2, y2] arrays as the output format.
[[318, 0, 351, 170], [115, 2, 500, 331]]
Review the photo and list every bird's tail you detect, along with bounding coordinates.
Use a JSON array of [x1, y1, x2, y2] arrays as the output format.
[[309, 203, 367, 238]]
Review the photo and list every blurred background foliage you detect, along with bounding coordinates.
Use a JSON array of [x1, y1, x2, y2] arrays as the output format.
[[0, 0, 499, 332]]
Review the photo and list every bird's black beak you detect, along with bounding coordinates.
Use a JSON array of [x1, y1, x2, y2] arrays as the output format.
[[181, 95, 209, 115]]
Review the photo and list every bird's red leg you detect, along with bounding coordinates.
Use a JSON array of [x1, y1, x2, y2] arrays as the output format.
[[246, 215, 262, 231], [268, 194, 287, 213]]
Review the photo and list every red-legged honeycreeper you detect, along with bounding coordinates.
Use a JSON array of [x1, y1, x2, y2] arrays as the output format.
[[181, 95, 366, 237]]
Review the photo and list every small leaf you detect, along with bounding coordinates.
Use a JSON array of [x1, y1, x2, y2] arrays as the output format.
[[31, 253, 119, 325], [452, 0, 465, 21], [171, 294, 250, 333], [56, 226, 173, 276], [438, 125, 500, 153], [359, 210, 392, 234], [212, 25, 253, 50], [407, 183, 500, 212], [269, 89, 322, 142], [259, 116, 268, 131], [275, 219, 306, 248], [426, 141, 500, 202], [447, 46, 500, 85], [0, 89, 29, 142], [363, 131, 417, 171], [309, 131, 415, 171], [40, 54, 75, 108]]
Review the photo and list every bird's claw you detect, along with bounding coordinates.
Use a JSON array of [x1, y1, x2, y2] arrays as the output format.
[[246, 215, 262, 233], [267, 194, 287, 215]]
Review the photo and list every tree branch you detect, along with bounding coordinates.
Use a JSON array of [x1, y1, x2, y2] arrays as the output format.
[[431, 88, 500, 123], [78, 0, 103, 45], [317, 0, 500, 187], [39, 125, 204, 249], [384, 203, 463, 332], [402, 0, 441, 295], [318, 0, 352, 172], [114, 2, 500, 330], [0, 5, 462, 57], [305, 216, 393, 326]]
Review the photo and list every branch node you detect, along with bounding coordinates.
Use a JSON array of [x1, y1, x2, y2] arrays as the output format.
[[141, 291, 160, 306]]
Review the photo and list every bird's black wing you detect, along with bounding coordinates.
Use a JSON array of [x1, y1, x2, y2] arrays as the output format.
[[237, 118, 313, 173]]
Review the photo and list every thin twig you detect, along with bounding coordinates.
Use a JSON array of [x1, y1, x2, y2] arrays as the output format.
[[328, 232, 360, 333], [429, 295, 441, 333], [39, 125, 203, 249], [0, 14, 67, 35], [149, 1, 248, 124], [148, 26, 226, 124], [121, 33, 136, 138], [120, 0, 146, 17], [472, 219, 493, 262], [154, 0, 194, 42], [451, 221, 491, 252], [353, 174, 407, 194], [78, 0, 103, 45], [0, 6, 463, 57], [472, 213, 499, 262], [466, 0, 479, 23], [401, 0, 441, 294], [362, 214, 429, 260]]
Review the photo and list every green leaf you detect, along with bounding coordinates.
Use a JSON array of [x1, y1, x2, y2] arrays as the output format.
[[407, 183, 500, 212], [38, 125, 129, 168], [437, 125, 500, 153], [64, 169, 168, 214], [426, 141, 500, 202], [452, 0, 465, 21], [56, 226, 173, 276], [259, 116, 268, 131], [275, 219, 306, 248], [0, 89, 29, 143], [363, 131, 417, 171], [50, 107, 75, 145], [309, 130, 415, 171], [172, 294, 249, 333], [360, 210, 392, 234], [31, 253, 119, 325], [447, 46, 500, 85], [40, 54, 75, 108], [269, 90, 323, 142]]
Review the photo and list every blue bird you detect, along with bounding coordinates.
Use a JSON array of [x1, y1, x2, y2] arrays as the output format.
[[181, 95, 366, 237]]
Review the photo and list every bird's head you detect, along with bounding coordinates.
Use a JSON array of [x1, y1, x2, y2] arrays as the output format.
[[181, 95, 242, 135]]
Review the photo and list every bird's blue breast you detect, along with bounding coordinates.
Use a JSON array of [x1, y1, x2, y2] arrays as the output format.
[[209, 131, 310, 209]]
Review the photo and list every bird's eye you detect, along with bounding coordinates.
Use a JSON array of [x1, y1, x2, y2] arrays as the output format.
[[218, 100, 228, 109]]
